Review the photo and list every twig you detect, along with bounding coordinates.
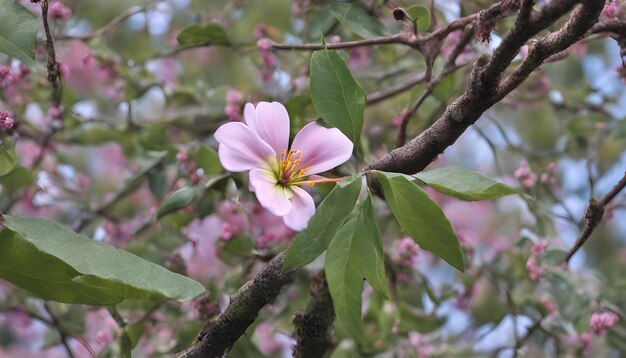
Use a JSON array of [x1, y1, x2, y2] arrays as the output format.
[[366, 72, 428, 105], [56, 5, 147, 41], [42, 0, 62, 108], [394, 25, 475, 148], [513, 318, 543, 357], [563, 171, 626, 264]]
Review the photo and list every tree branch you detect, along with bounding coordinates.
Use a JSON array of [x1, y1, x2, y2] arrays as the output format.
[[365, 0, 603, 174], [563, 171, 626, 264], [176, 252, 294, 358], [292, 272, 335, 358]]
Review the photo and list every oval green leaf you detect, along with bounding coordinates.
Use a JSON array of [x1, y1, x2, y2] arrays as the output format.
[[0, 143, 17, 176], [157, 187, 196, 219], [372, 171, 465, 272], [329, 2, 387, 38], [282, 175, 362, 273], [310, 48, 366, 146], [414, 166, 524, 201], [176, 23, 230, 47], [0, 216, 205, 305], [406, 5, 431, 32], [0, 0, 37, 66]]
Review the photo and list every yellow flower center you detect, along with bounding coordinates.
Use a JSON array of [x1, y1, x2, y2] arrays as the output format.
[[275, 149, 313, 186]]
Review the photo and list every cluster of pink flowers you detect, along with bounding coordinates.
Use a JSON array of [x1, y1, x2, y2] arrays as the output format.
[[539, 162, 558, 186], [391, 237, 420, 268], [525, 256, 544, 282], [0, 111, 15, 130], [590, 311, 620, 335], [49, 0, 71, 21], [256, 37, 276, 82], [215, 200, 294, 248], [514, 160, 537, 189], [224, 90, 244, 121], [0, 65, 15, 90]]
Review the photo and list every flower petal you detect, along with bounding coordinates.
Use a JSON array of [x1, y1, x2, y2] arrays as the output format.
[[283, 186, 315, 231], [244, 102, 290, 155], [249, 168, 292, 216], [291, 122, 353, 175], [215, 122, 275, 172]]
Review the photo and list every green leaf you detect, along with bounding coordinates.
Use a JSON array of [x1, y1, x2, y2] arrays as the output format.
[[405, 5, 431, 32], [372, 171, 464, 272], [0, 166, 35, 192], [193, 145, 222, 176], [176, 23, 230, 47], [0, 216, 205, 305], [325, 193, 389, 341], [329, 2, 387, 38], [325, 219, 363, 341], [282, 175, 362, 273], [0, 0, 37, 66], [0, 143, 17, 176], [325, 193, 391, 343], [67, 124, 119, 145], [157, 187, 196, 219], [414, 166, 524, 201], [310, 49, 366, 146]]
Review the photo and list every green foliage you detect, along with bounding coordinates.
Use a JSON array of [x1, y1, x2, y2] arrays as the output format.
[[372, 171, 464, 272], [0, 216, 205, 305], [325, 193, 389, 343], [157, 187, 196, 219], [176, 23, 230, 47], [192, 145, 222, 176], [405, 5, 431, 32], [329, 2, 387, 38], [282, 175, 362, 272], [414, 166, 524, 201], [310, 48, 366, 146], [0, 142, 17, 176], [0, 0, 37, 66]]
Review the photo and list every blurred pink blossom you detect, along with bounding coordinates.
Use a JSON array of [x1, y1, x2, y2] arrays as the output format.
[[590, 311, 619, 335], [49, 1, 71, 21]]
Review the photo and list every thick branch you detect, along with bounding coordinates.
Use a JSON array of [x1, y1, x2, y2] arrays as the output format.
[[176, 252, 294, 358], [366, 0, 604, 174], [564, 171, 626, 264], [292, 272, 335, 358]]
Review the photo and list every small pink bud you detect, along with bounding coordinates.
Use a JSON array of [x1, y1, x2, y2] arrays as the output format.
[[49, 1, 72, 21]]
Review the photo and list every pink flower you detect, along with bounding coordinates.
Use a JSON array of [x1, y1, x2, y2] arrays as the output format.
[[0, 111, 15, 129], [49, 1, 72, 21], [526, 256, 544, 282], [215, 102, 353, 230], [590, 311, 619, 335], [602, 0, 618, 18]]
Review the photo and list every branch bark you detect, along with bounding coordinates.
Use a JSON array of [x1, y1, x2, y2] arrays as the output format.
[[176, 252, 294, 358]]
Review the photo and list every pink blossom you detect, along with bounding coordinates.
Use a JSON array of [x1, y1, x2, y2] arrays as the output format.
[[526, 256, 544, 282], [224, 90, 244, 121], [215, 101, 353, 230], [602, 0, 618, 18], [514, 160, 537, 188], [0, 111, 15, 129], [590, 311, 619, 335], [49, 1, 71, 21], [531, 240, 548, 256]]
